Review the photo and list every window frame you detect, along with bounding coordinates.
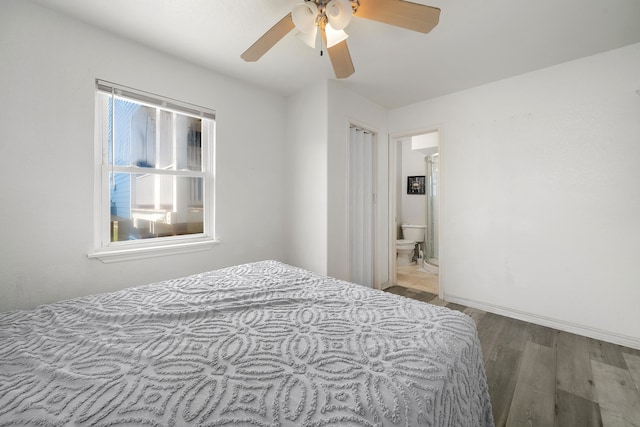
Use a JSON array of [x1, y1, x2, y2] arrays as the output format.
[[89, 80, 217, 263]]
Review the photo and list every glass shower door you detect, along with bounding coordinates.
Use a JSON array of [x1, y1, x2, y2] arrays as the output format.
[[426, 153, 439, 265]]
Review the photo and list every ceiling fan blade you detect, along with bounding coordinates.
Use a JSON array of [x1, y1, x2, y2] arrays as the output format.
[[326, 39, 355, 79], [355, 0, 440, 34], [241, 13, 295, 62]]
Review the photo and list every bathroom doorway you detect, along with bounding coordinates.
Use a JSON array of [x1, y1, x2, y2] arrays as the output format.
[[389, 129, 441, 296]]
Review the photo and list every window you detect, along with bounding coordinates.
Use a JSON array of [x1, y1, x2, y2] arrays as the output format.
[[90, 80, 216, 262]]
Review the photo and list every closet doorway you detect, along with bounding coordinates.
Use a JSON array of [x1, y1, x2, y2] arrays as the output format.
[[348, 125, 376, 287]]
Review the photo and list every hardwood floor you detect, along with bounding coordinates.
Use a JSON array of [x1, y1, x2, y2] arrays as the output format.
[[384, 285, 640, 427]]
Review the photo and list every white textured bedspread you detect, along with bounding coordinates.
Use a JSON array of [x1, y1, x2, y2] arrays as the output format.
[[0, 261, 493, 426]]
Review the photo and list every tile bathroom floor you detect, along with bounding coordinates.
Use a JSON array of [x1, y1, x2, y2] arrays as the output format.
[[396, 263, 439, 294]]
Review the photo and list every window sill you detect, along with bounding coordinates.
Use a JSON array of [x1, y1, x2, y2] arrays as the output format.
[[88, 238, 218, 263]]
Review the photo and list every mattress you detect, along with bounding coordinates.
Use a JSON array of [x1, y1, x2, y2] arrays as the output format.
[[0, 260, 493, 426]]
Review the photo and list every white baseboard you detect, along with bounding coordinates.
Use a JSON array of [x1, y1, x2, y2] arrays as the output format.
[[446, 294, 640, 351]]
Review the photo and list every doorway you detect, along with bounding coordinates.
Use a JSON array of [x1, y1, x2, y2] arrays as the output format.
[[389, 129, 441, 296]]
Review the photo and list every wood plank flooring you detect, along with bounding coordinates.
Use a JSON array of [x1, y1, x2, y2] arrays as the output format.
[[384, 285, 640, 427]]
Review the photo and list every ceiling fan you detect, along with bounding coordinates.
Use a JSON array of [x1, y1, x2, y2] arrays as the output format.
[[241, 0, 440, 79]]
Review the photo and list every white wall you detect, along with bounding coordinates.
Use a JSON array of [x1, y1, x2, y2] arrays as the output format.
[[390, 42, 640, 347], [0, 0, 287, 311], [283, 80, 389, 285], [401, 139, 427, 227], [412, 132, 438, 152], [327, 81, 389, 288], [284, 81, 328, 274]]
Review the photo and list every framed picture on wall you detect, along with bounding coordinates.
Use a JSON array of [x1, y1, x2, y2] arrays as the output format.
[[407, 176, 426, 194]]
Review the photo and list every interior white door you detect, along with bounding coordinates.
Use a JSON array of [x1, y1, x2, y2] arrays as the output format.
[[349, 126, 375, 287]]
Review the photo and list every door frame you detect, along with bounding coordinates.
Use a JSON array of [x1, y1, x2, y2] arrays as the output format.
[[388, 127, 444, 298]]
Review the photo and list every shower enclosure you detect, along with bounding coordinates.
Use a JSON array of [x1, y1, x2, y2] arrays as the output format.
[[425, 153, 439, 267]]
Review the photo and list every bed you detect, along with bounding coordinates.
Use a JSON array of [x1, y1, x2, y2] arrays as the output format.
[[0, 260, 493, 426]]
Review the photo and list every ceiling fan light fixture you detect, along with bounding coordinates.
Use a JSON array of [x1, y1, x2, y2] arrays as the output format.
[[292, 2, 319, 34], [241, 0, 441, 80], [324, 23, 348, 48], [295, 27, 318, 48], [326, 0, 353, 30]]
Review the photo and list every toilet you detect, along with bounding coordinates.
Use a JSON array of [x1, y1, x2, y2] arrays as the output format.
[[396, 239, 416, 265], [396, 224, 426, 265]]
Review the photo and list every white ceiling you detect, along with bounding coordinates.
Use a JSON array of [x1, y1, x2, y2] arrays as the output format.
[[32, 0, 640, 109]]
